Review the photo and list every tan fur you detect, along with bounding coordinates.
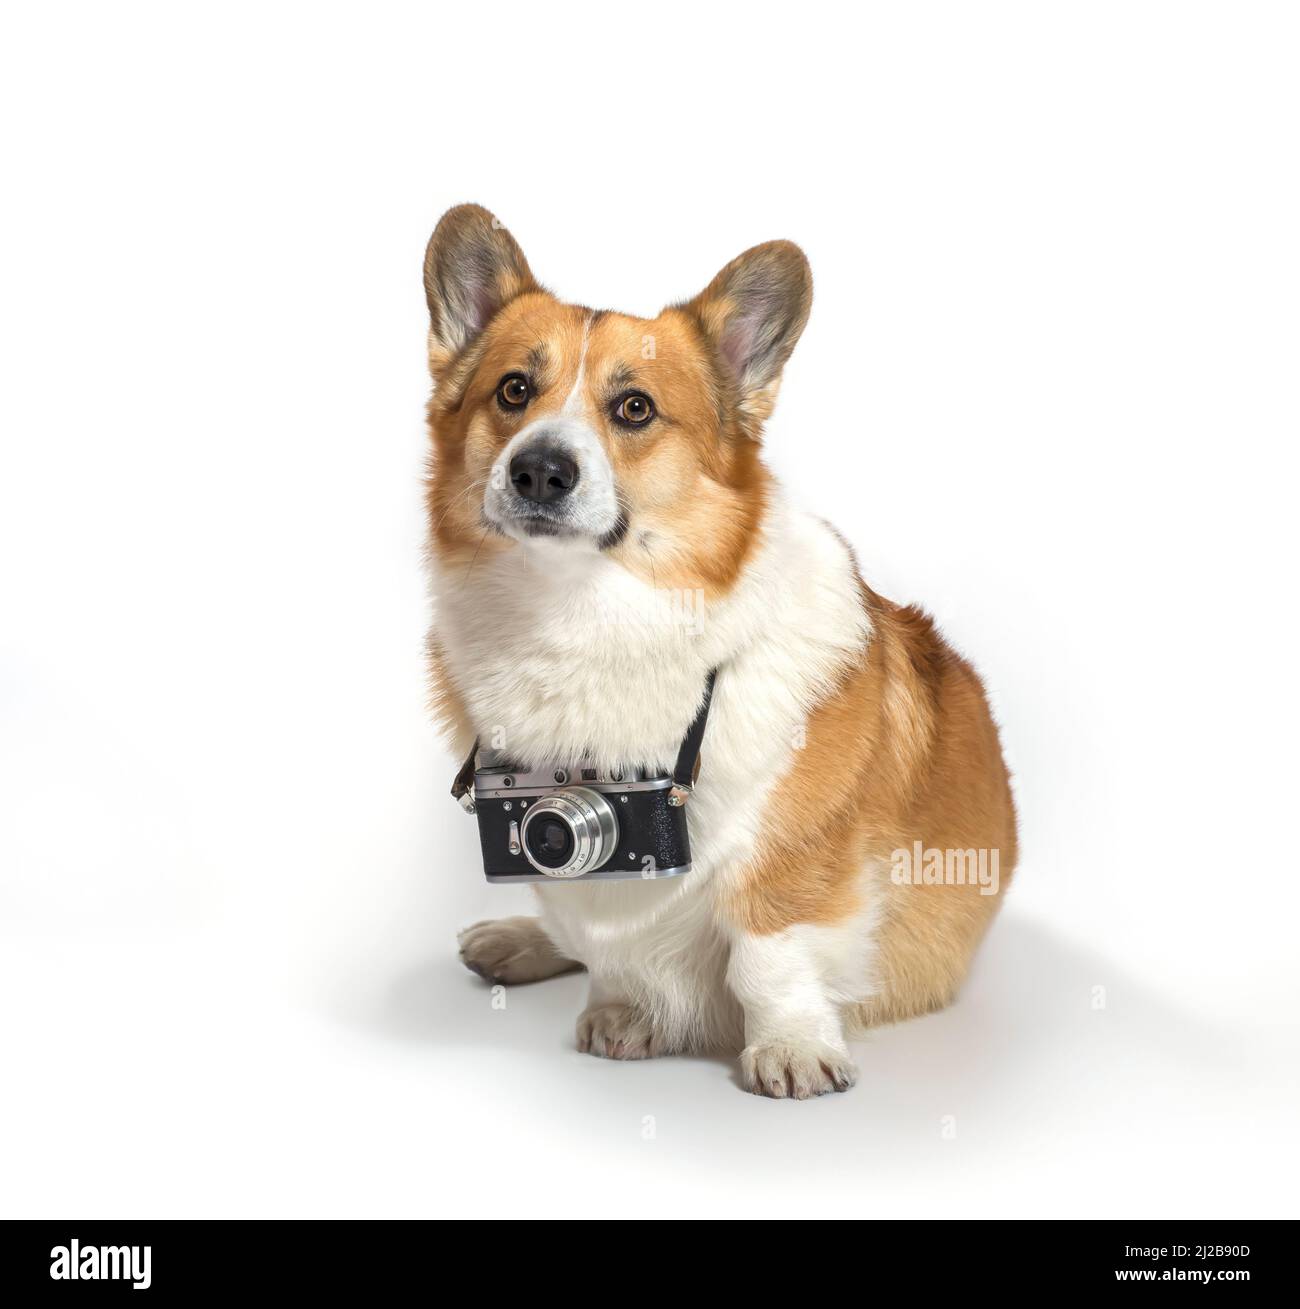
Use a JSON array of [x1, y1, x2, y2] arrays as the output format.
[[724, 586, 1018, 1026], [426, 297, 771, 597]]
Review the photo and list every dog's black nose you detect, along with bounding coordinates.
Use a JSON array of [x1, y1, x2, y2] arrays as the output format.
[[510, 445, 579, 504]]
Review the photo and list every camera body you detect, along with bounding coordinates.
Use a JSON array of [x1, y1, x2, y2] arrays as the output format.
[[470, 751, 692, 883]]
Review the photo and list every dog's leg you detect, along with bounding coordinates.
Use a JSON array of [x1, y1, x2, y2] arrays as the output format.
[[457, 916, 582, 985], [576, 978, 664, 1061], [727, 927, 859, 1098]]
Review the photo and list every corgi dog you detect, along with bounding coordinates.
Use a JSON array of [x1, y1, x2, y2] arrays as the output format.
[[425, 204, 1018, 1098]]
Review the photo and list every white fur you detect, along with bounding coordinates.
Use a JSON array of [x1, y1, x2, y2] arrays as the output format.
[[433, 491, 875, 1058], [560, 317, 592, 416]]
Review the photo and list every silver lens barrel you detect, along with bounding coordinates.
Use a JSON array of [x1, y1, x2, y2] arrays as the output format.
[[518, 786, 619, 879]]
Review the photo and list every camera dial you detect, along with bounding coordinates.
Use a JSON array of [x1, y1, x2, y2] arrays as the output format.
[[519, 787, 619, 878]]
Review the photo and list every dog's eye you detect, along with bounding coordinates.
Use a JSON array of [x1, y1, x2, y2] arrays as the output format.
[[614, 393, 654, 426], [497, 374, 531, 409]]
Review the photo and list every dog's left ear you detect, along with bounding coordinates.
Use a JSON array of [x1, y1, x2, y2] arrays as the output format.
[[681, 240, 812, 431], [423, 204, 537, 374]]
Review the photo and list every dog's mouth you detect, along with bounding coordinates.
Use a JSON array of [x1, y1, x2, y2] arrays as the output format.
[[491, 499, 577, 538], [486, 498, 628, 551]]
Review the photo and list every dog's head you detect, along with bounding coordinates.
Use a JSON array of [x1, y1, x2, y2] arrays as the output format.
[[424, 205, 810, 593]]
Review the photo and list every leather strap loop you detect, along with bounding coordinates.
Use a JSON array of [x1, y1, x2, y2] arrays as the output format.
[[450, 736, 480, 812]]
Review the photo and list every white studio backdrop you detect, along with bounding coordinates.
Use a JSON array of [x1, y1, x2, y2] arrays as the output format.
[[1, 2, 1297, 1217]]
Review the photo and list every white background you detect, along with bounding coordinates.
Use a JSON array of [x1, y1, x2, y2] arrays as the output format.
[[2, 1, 1297, 1219]]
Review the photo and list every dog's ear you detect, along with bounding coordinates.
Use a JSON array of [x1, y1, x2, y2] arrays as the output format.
[[681, 240, 812, 431], [423, 205, 537, 372]]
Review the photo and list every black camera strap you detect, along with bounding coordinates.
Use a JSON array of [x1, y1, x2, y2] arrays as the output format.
[[668, 667, 717, 807], [450, 666, 720, 813]]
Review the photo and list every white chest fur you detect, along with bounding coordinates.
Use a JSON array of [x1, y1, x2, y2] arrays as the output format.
[[432, 492, 871, 1043]]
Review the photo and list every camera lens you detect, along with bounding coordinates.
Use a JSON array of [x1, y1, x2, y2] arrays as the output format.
[[518, 787, 618, 878], [525, 817, 575, 869]]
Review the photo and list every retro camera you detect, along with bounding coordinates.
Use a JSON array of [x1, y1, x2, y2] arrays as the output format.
[[467, 754, 692, 883], [450, 671, 716, 885]]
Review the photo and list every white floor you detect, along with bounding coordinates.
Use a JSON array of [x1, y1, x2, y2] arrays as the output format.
[[4, 742, 1295, 1219]]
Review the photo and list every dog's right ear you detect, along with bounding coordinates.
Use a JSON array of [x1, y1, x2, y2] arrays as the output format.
[[423, 205, 536, 373], [680, 240, 812, 435]]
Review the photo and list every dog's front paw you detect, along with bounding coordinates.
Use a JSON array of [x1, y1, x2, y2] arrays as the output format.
[[740, 1040, 858, 1099], [457, 916, 579, 985], [576, 1003, 663, 1060]]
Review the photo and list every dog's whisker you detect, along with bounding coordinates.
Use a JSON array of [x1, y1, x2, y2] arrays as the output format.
[[432, 477, 489, 534], [640, 536, 659, 593], [460, 525, 491, 587]]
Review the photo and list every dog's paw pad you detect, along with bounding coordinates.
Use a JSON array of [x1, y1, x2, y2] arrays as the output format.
[[740, 1040, 858, 1099], [457, 917, 575, 985], [576, 1004, 661, 1060]]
